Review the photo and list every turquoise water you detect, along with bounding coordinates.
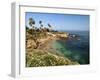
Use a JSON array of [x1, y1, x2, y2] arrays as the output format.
[[52, 31, 89, 64]]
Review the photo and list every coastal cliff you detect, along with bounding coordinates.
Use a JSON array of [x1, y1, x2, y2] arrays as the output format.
[[26, 32, 69, 49], [26, 31, 79, 67], [25, 17, 80, 67]]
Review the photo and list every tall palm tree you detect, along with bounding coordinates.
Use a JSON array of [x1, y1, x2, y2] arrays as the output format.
[[39, 20, 42, 25], [39, 20, 43, 32], [48, 23, 52, 32], [29, 18, 35, 29], [39, 20, 43, 27], [28, 18, 36, 40]]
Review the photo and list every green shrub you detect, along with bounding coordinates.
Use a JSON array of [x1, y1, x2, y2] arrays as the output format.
[[26, 49, 79, 67]]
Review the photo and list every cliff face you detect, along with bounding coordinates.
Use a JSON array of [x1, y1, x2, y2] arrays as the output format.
[[26, 32, 80, 67], [26, 32, 69, 49], [55, 33, 69, 40], [26, 39, 37, 49], [47, 32, 69, 38]]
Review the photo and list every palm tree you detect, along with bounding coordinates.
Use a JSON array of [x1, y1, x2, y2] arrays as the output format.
[[29, 18, 35, 29], [48, 23, 52, 32], [28, 18, 36, 40], [39, 20, 43, 28], [39, 20, 42, 25], [39, 20, 43, 32]]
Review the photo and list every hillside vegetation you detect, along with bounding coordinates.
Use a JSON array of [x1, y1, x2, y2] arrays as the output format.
[[26, 18, 79, 67]]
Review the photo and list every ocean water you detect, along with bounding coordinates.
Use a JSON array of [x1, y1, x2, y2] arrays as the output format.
[[52, 31, 89, 64]]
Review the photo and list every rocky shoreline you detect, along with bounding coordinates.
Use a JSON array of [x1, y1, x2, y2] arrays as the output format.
[[26, 32, 69, 49], [26, 32, 80, 67]]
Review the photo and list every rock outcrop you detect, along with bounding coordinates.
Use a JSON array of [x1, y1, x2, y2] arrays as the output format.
[[26, 32, 69, 49]]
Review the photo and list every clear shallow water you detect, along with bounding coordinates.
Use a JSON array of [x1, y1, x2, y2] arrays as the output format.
[[52, 31, 89, 64]]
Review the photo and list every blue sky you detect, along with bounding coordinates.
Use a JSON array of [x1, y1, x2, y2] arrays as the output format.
[[25, 12, 89, 31]]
